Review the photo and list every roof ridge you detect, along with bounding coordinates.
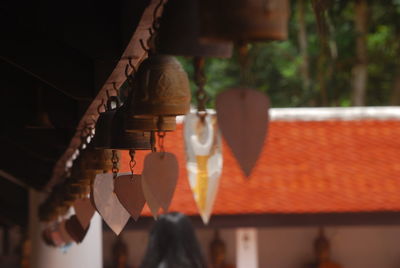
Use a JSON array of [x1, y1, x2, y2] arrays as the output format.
[[176, 107, 400, 123]]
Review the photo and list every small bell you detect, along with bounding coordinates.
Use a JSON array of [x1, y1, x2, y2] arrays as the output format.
[[124, 115, 176, 132], [80, 144, 115, 171], [110, 107, 152, 150], [132, 55, 191, 116], [199, 0, 290, 42], [123, 69, 177, 132], [157, 0, 232, 57], [93, 96, 120, 149]]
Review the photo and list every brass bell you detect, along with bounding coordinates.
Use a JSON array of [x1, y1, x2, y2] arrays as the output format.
[[93, 96, 120, 149], [199, 0, 290, 42], [158, 0, 233, 57], [80, 144, 114, 171], [65, 179, 85, 199], [123, 71, 177, 132], [132, 55, 191, 116], [62, 184, 77, 206], [124, 115, 176, 132], [110, 107, 152, 150]]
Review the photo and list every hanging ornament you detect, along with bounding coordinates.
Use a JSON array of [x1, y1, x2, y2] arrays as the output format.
[[59, 220, 73, 244], [114, 150, 146, 221], [93, 95, 119, 149], [157, 0, 232, 58], [73, 198, 95, 230], [132, 54, 191, 116], [216, 44, 270, 177], [93, 173, 130, 235], [110, 108, 153, 150], [199, 0, 290, 42], [81, 144, 114, 172], [102, 84, 153, 151], [122, 61, 177, 133], [42, 228, 55, 247], [90, 182, 98, 213], [65, 215, 90, 243], [142, 134, 179, 216], [114, 174, 146, 221], [141, 175, 161, 219], [48, 222, 67, 247], [216, 89, 269, 177], [184, 113, 223, 224], [183, 57, 223, 223], [123, 3, 191, 135]]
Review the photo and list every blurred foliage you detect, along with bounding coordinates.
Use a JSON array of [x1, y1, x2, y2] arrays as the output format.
[[178, 0, 400, 108]]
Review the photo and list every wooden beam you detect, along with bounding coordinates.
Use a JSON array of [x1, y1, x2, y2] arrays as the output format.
[[114, 212, 400, 231], [46, 0, 164, 190]]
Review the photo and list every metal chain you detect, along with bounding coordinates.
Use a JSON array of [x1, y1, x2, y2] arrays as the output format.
[[238, 43, 252, 86], [157, 131, 166, 154], [111, 149, 119, 178], [194, 57, 208, 120], [128, 149, 136, 175], [150, 131, 157, 152]]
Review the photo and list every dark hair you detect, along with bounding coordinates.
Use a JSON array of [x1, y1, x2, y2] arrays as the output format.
[[140, 212, 207, 268]]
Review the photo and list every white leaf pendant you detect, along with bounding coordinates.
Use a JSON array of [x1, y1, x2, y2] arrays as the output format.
[[142, 152, 179, 215], [93, 173, 130, 235], [216, 88, 270, 177], [184, 113, 223, 224]]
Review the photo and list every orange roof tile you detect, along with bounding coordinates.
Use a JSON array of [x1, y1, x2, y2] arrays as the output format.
[[119, 118, 400, 216]]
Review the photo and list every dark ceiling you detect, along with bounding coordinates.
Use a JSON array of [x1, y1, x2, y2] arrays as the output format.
[[0, 0, 151, 226]]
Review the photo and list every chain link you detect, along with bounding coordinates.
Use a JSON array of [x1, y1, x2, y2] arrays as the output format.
[[129, 149, 136, 175], [194, 57, 208, 119], [238, 43, 252, 86], [157, 131, 166, 153], [150, 131, 156, 152], [111, 149, 119, 178]]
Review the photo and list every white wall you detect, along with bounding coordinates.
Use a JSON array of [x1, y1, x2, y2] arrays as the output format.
[[258, 226, 400, 268], [103, 225, 400, 268], [29, 190, 103, 268], [103, 228, 236, 267]]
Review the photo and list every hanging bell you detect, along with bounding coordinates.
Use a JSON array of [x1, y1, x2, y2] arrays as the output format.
[[132, 55, 191, 116], [157, 0, 233, 57], [199, 0, 290, 42], [65, 178, 85, 200], [80, 144, 114, 171], [93, 96, 120, 149], [110, 107, 152, 150], [120, 71, 177, 132], [124, 115, 176, 132]]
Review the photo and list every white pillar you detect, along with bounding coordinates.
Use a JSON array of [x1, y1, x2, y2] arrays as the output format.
[[29, 189, 103, 268], [236, 228, 258, 268]]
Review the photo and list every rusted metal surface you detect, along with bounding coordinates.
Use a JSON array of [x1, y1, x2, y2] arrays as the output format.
[[132, 54, 191, 116], [158, 0, 233, 57], [125, 115, 177, 131], [199, 0, 290, 42], [46, 0, 166, 190]]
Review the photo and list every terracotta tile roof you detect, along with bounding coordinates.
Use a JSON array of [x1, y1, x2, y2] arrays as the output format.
[[119, 115, 400, 216]]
